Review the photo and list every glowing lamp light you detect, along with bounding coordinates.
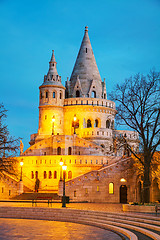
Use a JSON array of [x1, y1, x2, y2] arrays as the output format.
[[60, 158, 63, 166], [62, 164, 67, 171], [52, 116, 55, 122], [73, 115, 77, 122], [20, 161, 24, 167], [120, 178, 126, 182]]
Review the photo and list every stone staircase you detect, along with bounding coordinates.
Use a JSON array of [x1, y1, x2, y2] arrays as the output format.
[[11, 192, 61, 200], [0, 207, 160, 239]]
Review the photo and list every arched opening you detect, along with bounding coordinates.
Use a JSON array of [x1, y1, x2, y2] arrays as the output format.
[[94, 119, 99, 127], [109, 182, 114, 194], [54, 171, 57, 179], [68, 171, 72, 179], [45, 91, 48, 98], [106, 120, 110, 128], [68, 147, 72, 155], [35, 171, 38, 179], [120, 185, 127, 203], [53, 92, 55, 98], [48, 171, 52, 179], [43, 171, 47, 179], [76, 90, 80, 97], [57, 147, 61, 155], [60, 92, 62, 99], [91, 91, 96, 98], [87, 119, 92, 128]]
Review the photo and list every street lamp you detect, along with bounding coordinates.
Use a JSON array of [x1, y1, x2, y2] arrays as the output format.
[[20, 160, 23, 181], [59, 158, 63, 180], [52, 116, 55, 135], [62, 163, 67, 208], [73, 114, 77, 134]]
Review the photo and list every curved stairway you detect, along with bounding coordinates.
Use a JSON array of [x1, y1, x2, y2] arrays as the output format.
[[0, 207, 160, 240]]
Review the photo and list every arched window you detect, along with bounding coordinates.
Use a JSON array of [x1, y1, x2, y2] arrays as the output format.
[[106, 120, 110, 128], [57, 147, 61, 155], [40, 92, 42, 99], [46, 91, 48, 98], [31, 171, 34, 179], [68, 147, 72, 155], [68, 171, 72, 179], [44, 171, 47, 179], [109, 182, 114, 194], [53, 92, 55, 98], [91, 91, 96, 98], [54, 171, 57, 179], [35, 171, 38, 179], [94, 119, 98, 127], [60, 92, 62, 99], [76, 90, 80, 97], [104, 93, 106, 99], [48, 171, 52, 179], [87, 119, 92, 128]]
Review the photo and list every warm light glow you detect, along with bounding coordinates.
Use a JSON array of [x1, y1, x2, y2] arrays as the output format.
[[109, 182, 114, 194], [60, 158, 63, 166], [120, 178, 126, 182], [62, 164, 67, 171], [73, 114, 77, 122], [52, 116, 55, 122], [20, 161, 24, 166]]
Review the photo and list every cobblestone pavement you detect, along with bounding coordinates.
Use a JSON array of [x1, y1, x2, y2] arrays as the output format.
[[0, 218, 122, 240]]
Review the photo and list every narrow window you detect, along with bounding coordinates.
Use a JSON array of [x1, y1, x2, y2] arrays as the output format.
[[2, 187, 4, 193], [54, 171, 57, 179], [49, 171, 52, 179], [91, 91, 96, 98], [45, 115, 47, 120], [46, 91, 48, 98], [60, 92, 62, 99], [57, 147, 61, 155], [104, 93, 106, 99], [94, 119, 98, 127], [97, 186, 99, 192], [53, 92, 55, 98], [9, 190, 11, 196], [87, 119, 92, 128], [106, 120, 110, 128], [68, 147, 72, 155], [85, 188, 88, 194], [109, 182, 114, 194], [86, 48, 87, 53], [44, 171, 47, 179], [74, 190, 76, 197], [76, 90, 80, 97]]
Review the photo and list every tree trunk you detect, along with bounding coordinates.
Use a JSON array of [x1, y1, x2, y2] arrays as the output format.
[[143, 163, 151, 203]]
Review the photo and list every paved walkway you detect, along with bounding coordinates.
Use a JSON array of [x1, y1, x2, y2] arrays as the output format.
[[0, 218, 123, 240]]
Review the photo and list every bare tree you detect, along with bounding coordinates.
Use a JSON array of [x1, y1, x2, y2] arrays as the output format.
[[0, 103, 20, 176], [109, 70, 160, 203]]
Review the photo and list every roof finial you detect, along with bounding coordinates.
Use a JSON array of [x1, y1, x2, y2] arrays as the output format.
[[85, 26, 88, 32]]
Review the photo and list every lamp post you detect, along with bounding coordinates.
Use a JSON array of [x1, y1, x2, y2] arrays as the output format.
[[73, 114, 77, 134], [62, 163, 67, 208], [52, 115, 55, 135], [20, 160, 24, 181], [59, 158, 63, 180]]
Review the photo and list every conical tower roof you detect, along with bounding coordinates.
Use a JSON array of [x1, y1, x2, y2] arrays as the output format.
[[69, 27, 102, 97], [41, 50, 63, 87]]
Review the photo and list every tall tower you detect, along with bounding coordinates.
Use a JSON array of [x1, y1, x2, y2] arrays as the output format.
[[38, 50, 65, 139]]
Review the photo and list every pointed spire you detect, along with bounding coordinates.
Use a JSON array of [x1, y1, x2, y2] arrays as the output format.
[[42, 50, 63, 86], [69, 26, 102, 97]]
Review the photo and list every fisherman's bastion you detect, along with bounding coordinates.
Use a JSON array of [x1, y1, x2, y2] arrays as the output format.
[[0, 27, 159, 203]]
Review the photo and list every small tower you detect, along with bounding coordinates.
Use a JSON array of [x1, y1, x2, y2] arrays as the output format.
[[38, 50, 65, 138]]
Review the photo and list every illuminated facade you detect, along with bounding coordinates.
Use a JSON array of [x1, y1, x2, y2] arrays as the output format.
[[1, 27, 146, 203]]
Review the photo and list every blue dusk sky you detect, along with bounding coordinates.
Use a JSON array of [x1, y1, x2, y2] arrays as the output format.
[[0, 0, 160, 151]]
